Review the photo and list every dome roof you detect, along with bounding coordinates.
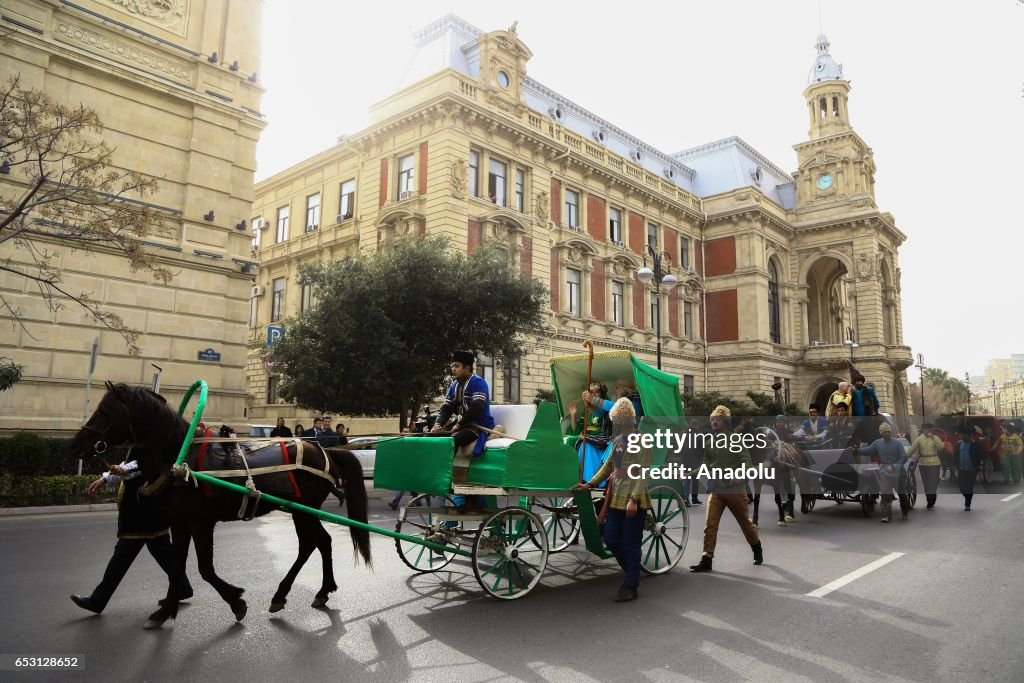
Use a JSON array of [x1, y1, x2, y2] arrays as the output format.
[[808, 34, 844, 84]]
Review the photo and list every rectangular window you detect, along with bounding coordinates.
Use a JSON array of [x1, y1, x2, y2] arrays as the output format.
[[683, 375, 695, 395], [468, 151, 480, 197], [251, 217, 262, 251], [647, 222, 658, 250], [609, 207, 622, 243], [680, 237, 690, 270], [271, 277, 285, 322], [515, 168, 525, 212], [612, 281, 624, 326], [300, 283, 312, 313], [476, 355, 495, 401], [249, 290, 259, 328], [488, 159, 507, 206], [267, 376, 279, 405], [565, 189, 580, 228], [275, 206, 289, 243], [651, 296, 660, 331], [397, 154, 415, 198], [338, 179, 355, 220], [502, 356, 521, 404], [684, 301, 693, 338], [305, 193, 320, 232], [567, 268, 582, 316]]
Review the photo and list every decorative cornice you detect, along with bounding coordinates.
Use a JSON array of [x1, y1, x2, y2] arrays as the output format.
[[413, 13, 482, 46], [673, 136, 794, 184]]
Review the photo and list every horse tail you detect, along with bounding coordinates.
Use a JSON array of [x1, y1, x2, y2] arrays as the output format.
[[325, 448, 373, 568]]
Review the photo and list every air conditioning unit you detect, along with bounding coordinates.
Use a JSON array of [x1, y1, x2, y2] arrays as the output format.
[[612, 240, 625, 248], [399, 190, 414, 200], [567, 225, 582, 232], [251, 285, 264, 297], [336, 212, 353, 222], [256, 220, 267, 231], [306, 224, 318, 232]]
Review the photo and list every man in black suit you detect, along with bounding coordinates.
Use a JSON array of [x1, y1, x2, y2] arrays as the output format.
[[269, 417, 292, 438], [954, 425, 984, 511], [304, 417, 323, 438]]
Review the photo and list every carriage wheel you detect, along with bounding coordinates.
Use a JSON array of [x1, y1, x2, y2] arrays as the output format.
[[640, 485, 689, 575], [472, 507, 549, 600], [807, 496, 817, 511], [860, 493, 876, 517], [395, 494, 462, 573], [529, 496, 579, 552], [906, 470, 918, 509], [980, 457, 991, 485]]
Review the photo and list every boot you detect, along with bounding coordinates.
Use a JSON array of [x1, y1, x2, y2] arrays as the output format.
[[752, 543, 764, 565], [689, 555, 713, 573]]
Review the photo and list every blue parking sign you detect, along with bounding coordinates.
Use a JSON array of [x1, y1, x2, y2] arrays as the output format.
[[267, 326, 284, 347]]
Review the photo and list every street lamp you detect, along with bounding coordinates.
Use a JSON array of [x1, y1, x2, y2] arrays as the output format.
[[843, 338, 859, 363], [965, 372, 971, 416], [636, 245, 677, 370], [991, 380, 999, 417], [915, 353, 926, 424]]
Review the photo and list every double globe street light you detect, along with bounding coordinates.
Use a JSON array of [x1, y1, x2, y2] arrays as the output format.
[[636, 245, 677, 370]]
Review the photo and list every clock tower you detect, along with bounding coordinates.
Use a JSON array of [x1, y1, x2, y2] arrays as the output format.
[[792, 35, 877, 210]]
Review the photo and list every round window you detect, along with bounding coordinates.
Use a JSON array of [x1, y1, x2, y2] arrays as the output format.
[[497, 71, 510, 88]]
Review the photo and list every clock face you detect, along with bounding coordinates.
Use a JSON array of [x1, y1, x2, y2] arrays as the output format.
[[817, 173, 834, 190]]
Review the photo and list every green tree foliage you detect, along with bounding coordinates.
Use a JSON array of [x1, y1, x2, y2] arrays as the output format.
[[683, 390, 800, 418], [266, 236, 548, 428], [0, 357, 23, 391], [921, 368, 969, 412]]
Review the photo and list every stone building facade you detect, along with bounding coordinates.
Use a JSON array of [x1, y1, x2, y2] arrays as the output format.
[[0, 0, 266, 432], [248, 16, 913, 426]]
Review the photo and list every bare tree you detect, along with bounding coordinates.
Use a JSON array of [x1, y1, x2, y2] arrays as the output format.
[[0, 75, 171, 356]]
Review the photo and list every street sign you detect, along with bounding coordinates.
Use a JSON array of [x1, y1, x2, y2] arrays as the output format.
[[267, 325, 284, 347], [88, 337, 99, 374], [197, 348, 221, 362]]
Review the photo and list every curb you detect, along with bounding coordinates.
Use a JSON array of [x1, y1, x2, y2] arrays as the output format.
[[0, 503, 117, 517], [1, 484, 394, 516]]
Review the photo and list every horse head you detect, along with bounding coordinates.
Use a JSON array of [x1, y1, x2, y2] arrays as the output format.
[[70, 382, 187, 481]]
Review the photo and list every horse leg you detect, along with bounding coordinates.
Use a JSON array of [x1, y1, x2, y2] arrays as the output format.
[[191, 522, 247, 622], [145, 518, 191, 629], [270, 514, 318, 612], [752, 480, 761, 526], [311, 519, 337, 608]]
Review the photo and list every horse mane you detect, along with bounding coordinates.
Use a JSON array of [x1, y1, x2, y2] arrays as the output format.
[[110, 384, 190, 481]]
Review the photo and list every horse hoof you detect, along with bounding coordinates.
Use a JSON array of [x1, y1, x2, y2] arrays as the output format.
[[311, 596, 329, 608], [269, 601, 285, 613], [232, 599, 248, 622], [777, 521, 786, 526], [785, 515, 794, 523]]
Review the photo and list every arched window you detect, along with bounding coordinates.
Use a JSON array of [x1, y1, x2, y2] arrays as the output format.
[[768, 260, 781, 343]]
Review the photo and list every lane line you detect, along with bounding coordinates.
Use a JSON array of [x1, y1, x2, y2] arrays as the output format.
[[806, 552, 905, 598], [1000, 493, 1022, 502]]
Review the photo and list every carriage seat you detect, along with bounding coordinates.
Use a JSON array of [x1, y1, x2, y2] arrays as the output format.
[[484, 404, 537, 448]]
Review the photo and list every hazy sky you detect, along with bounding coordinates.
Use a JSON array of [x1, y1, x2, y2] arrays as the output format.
[[256, 1, 1024, 382]]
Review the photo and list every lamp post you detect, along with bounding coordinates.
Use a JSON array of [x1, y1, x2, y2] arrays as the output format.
[[636, 245, 677, 370], [965, 372, 971, 416], [843, 337, 859, 363], [991, 380, 999, 417], [915, 353, 926, 423]]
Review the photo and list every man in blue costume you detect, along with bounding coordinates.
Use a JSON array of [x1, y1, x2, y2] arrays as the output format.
[[431, 351, 495, 510]]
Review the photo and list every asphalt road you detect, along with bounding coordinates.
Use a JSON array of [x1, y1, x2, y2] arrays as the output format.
[[1, 478, 1022, 683]]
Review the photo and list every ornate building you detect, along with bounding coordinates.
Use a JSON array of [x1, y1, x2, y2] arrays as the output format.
[[0, 0, 266, 433], [248, 16, 913, 425]]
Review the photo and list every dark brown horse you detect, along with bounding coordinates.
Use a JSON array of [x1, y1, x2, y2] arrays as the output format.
[[749, 427, 812, 526], [70, 382, 371, 629]]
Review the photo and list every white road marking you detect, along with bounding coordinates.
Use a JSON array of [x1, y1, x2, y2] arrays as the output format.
[[806, 552, 905, 598], [1000, 493, 1022, 502]]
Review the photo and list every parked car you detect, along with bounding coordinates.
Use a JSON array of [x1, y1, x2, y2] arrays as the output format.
[[346, 435, 384, 478], [248, 424, 275, 438]]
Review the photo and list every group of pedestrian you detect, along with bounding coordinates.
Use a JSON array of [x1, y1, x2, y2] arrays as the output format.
[[270, 416, 348, 447]]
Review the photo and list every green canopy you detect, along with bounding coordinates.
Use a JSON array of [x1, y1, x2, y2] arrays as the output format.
[[548, 350, 684, 420]]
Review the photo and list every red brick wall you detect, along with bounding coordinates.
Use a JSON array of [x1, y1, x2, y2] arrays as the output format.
[[668, 290, 679, 336], [633, 283, 645, 329], [418, 218, 426, 237], [591, 260, 605, 321], [587, 195, 605, 241], [378, 159, 388, 208], [417, 142, 428, 195], [706, 289, 739, 342], [467, 219, 482, 252], [704, 237, 736, 277], [520, 236, 532, 280], [549, 247, 560, 312], [550, 179, 561, 225], [628, 212, 644, 254], [664, 227, 678, 265]]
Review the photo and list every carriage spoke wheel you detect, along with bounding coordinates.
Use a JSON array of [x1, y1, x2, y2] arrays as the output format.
[[529, 496, 579, 552], [906, 469, 918, 508], [640, 485, 689, 575], [472, 508, 549, 600], [395, 494, 462, 573]]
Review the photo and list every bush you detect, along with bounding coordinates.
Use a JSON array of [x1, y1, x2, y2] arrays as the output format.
[[0, 474, 110, 507], [0, 432, 50, 476]]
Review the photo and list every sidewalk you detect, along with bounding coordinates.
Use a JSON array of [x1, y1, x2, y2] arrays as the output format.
[[0, 482, 394, 517]]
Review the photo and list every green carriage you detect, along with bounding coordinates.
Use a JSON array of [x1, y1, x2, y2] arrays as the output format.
[[373, 350, 690, 599]]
